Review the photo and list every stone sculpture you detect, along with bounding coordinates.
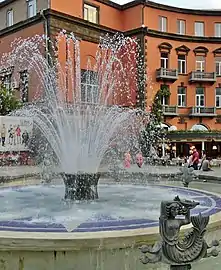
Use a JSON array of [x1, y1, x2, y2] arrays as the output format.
[[140, 196, 220, 269], [179, 164, 197, 188]]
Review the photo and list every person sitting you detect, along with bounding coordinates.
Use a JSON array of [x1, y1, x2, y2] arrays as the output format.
[[201, 158, 213, 171]]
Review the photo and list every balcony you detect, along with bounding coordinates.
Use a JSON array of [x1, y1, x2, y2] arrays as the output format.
[[189, 71, 216, 83], [156, 68, 178, 81], [162, 105, 178, 116], [190, 107, 216, 117]]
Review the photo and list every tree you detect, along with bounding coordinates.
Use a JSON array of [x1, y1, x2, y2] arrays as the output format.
[[0, 86, 22, 115], [139, 85, 170, 157]]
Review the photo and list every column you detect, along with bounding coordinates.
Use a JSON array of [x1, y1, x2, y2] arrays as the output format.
[[202, 141, 205, 151]]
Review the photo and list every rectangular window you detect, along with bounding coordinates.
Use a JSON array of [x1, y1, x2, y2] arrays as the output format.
[[177, 19, 186, 35], [160, 52, 168, 69], [215, 23, 221, 37], [159, 16, 167, 32], [6, 9, 13, 27], [216, 87, 221, 107], [196, 87, 205, 108], [196, 56, 205, 72], [81, 70, 99, 103], [27, 0, 37, 18], [215, 57, 221, 76], [84, 3, 98, 24], [177, 86, 186, 107], [195, 22, 204, 37], [178, 54, 186, 74]]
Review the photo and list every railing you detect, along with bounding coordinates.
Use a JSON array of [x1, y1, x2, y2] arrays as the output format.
[[162, 105, 178, 115], [189, 71, 216, 82], [156, 68, 178, 80], [190, 106, 216, 116]]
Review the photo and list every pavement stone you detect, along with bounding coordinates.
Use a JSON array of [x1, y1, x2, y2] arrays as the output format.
[[0, 164, 221, 181]]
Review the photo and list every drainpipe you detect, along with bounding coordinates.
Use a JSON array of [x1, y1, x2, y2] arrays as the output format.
[[40, 9, 49, 65]]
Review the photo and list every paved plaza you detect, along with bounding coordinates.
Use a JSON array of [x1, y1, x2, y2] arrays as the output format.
[[0, 164, 221, 181]]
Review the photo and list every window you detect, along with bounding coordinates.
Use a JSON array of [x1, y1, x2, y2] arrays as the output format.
[[196, 56, 205, 72], [81, 70, 99, 103], [160, 52, 168, 69], [84, 3, 98, 24], [159, 16, 167, 32], [178, 55, 186, 74], [216, 87, 221, 108], [177, 20, 185, 35], [177, 86, 186, 107], [196, 87, 205, 107], [195, 22, 204, 37], [27, 0, 36, 18], [6, 9, 13, 27], [215, 23, 221, 37], [215, 57, 221, 76]]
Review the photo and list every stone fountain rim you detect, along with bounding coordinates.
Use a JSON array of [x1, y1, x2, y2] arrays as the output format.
[[0, 181, 221, 251]]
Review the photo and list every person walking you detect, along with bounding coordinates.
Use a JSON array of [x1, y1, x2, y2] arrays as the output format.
[[124, 151, 131, 168], [136, 152, 144, 168], [192, 146, 199, 170]]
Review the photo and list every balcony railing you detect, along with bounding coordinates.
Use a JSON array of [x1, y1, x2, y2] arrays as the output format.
[[189, 71, 216, 83], [190, 107, 216, 116], [162, 105, 178, 116], [156, 68, 178, 81]]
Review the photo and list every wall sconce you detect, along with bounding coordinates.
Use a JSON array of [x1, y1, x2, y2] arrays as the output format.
[[212, 145, 217, 150]]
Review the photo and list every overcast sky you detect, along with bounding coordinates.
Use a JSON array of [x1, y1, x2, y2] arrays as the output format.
[[112, 0, 221, 9]]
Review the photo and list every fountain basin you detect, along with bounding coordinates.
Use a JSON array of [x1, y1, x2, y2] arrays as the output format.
[[0, 180, 221, 270]]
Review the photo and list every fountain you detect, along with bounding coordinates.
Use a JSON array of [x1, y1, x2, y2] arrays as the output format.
[[1, 32, 144, 200], [0, 33, 221, 270]]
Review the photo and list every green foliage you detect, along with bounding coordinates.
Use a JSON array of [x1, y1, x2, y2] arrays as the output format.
[[169, 130, 221, 134], [0, 86, 22, 116], [151, 85, 171, 123], [139, 85, 170, 157]]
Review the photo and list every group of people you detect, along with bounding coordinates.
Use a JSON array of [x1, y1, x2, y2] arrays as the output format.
[[187, 146, 212, 171], [124, 151, 144, 169], [0, 124, 30, 147]]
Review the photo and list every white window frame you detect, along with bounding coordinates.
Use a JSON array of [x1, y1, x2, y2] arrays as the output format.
[[215, 87, 221, 108], [177, 19, 185, 35], [81, 70, 99, 104], [215, 23, 221, 37], [83, 3, 98, 24], [216, 88, 221, 108], [195, 22, 204, 37], [177, 87, 186, 107], [159, 16, 167, 32], [178, 55, 186, 74], [215, 58, 221, 76], [196, 56, 205, 72], [196, 88, 205, 108], [160, 52, 168, 69], [27, 0, 37, 18], [6, 9, 13, 27]]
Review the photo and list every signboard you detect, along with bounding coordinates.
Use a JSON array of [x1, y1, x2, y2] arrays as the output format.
[[0, 116, 33, 152]]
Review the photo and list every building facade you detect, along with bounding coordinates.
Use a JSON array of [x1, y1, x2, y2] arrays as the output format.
[[0, 0, 221, 156]]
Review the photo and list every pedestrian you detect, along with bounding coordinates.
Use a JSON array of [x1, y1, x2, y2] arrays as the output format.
[[191, 146, 199, 170], [136, 152, 144, 168], [124, 151, 131, 168]]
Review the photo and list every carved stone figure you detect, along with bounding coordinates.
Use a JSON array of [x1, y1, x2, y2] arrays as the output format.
[[140, 196, 220, 269], [179, 164, 197, 188]]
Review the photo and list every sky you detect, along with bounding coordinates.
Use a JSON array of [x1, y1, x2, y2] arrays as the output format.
[[112, 0, 221, 9]]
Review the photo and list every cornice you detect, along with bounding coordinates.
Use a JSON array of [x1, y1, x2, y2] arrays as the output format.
[[0, 13, 44, 38], [147, 29, 221, 44], [1, 0, 221, 17]]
